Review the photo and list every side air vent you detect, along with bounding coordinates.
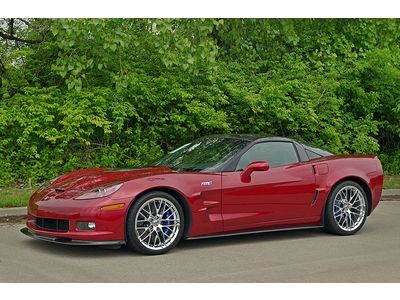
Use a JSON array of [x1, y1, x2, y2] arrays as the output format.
[[311, 190, 319, 207]]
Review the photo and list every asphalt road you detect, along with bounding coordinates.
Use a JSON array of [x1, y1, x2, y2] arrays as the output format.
[[0, 201, 399, 282]]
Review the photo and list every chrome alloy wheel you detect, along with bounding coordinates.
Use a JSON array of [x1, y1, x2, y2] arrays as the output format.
[[333, 185, 366, 232], [134, 197, 181, 250]]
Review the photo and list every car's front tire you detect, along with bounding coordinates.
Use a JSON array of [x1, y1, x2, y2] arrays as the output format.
[[324, 181, 368, 235], [126, 191, 184, 255]]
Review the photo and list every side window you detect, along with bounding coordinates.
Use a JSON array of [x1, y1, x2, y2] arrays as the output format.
[[305, 149, 322, 160], [236, 142, 299, 170]]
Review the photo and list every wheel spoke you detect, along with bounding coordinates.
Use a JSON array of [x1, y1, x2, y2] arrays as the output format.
[[338, 213, 346, 226], [352, 204, 363, 209], [162, 206, 173, 216], [350, 212, 357, 225], [347, 213, 353, 228], [342, 215, 348, 227], [155, 200, 162, 215], [340, 189, 347, 202], [334, 210, 342, 218], [153, 231, 160, 246], [161, 230, 171, 240], [350, 207, 362, 212], [138, 211, 148, 219], [143, 203, 151, 216], [349, 191, 359, 204], [161, 200, 166, 212], [341, 189, 345, 200], [152, 201, 159, 216], [161, 223, 179, 227], [138, 228, 151, 239], [161, 216, 178, 222], [158, 228, 169, 247]]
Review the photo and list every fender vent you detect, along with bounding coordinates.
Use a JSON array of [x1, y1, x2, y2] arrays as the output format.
[[311, 190, 319, 207]]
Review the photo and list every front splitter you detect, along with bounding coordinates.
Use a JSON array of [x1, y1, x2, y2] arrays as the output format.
[[20, 227, 125, 246]]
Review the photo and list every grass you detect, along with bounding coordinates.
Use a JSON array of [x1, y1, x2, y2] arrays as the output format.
[[0, 188, 33, 208], [0, 175, 400, 208], [383, 175, 400, 189]]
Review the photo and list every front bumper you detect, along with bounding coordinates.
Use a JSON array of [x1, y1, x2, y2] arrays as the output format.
[[25, 192, 132, 243], [21, 227, 125, 246]]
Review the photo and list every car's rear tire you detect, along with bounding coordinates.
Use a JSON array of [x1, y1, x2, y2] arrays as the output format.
[[324, 181, 368, 235], [126, 191, 184, 255]]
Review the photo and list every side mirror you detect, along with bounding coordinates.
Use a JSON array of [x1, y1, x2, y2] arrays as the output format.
[[240, 161, 269, 182]]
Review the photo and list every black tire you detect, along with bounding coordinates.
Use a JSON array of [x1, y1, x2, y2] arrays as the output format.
[[126, 191, 184, 255], [324, 180, 368, 235]]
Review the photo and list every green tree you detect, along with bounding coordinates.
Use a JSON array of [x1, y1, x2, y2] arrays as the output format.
[[1, 18, 400, 186]]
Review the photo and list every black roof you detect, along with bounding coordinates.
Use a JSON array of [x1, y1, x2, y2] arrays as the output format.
[[201, 134, 333, 154], [203, 134, 294, 142]]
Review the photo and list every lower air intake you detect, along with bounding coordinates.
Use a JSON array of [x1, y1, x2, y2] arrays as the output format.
[[35, 217, 69, 232]]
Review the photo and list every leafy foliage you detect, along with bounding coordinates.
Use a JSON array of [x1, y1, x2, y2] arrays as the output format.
[[1, 18, 400, 186]]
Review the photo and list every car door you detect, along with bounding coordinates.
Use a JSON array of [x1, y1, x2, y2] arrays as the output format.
[[221, 141, 317, 232]]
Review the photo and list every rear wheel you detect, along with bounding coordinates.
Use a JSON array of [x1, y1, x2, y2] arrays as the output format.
[[126, 191, 184, 255], [324, 181, 368, 235]]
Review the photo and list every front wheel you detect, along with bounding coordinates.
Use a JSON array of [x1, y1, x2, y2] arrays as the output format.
[[126, 191, 184, 255], [324, 181, 368, 235]]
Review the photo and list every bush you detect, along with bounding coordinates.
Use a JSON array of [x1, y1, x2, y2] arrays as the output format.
[[1, 18, 400, 186]]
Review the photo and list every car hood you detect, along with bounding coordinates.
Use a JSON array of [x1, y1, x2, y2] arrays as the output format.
[[42, 166, 173, 195], [55, 166, 173, 190]]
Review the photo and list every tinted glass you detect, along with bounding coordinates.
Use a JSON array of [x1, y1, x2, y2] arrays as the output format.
[[236, 142, 299, 170], [156, 137, 250, 172], [302, 144, 332, 156], [305, 149, 322, 160]]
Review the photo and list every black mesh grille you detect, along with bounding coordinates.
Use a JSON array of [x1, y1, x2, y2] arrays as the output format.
[[35, 217, 69, 232]]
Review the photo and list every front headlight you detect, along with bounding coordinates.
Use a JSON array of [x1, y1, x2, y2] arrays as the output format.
[[74, 183, 123, 200]]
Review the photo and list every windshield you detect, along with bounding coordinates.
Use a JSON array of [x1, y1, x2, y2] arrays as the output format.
[[155, 137, 250, 172]]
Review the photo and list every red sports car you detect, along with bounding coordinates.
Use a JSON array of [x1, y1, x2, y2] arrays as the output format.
[[21, 135, 384, 255]]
